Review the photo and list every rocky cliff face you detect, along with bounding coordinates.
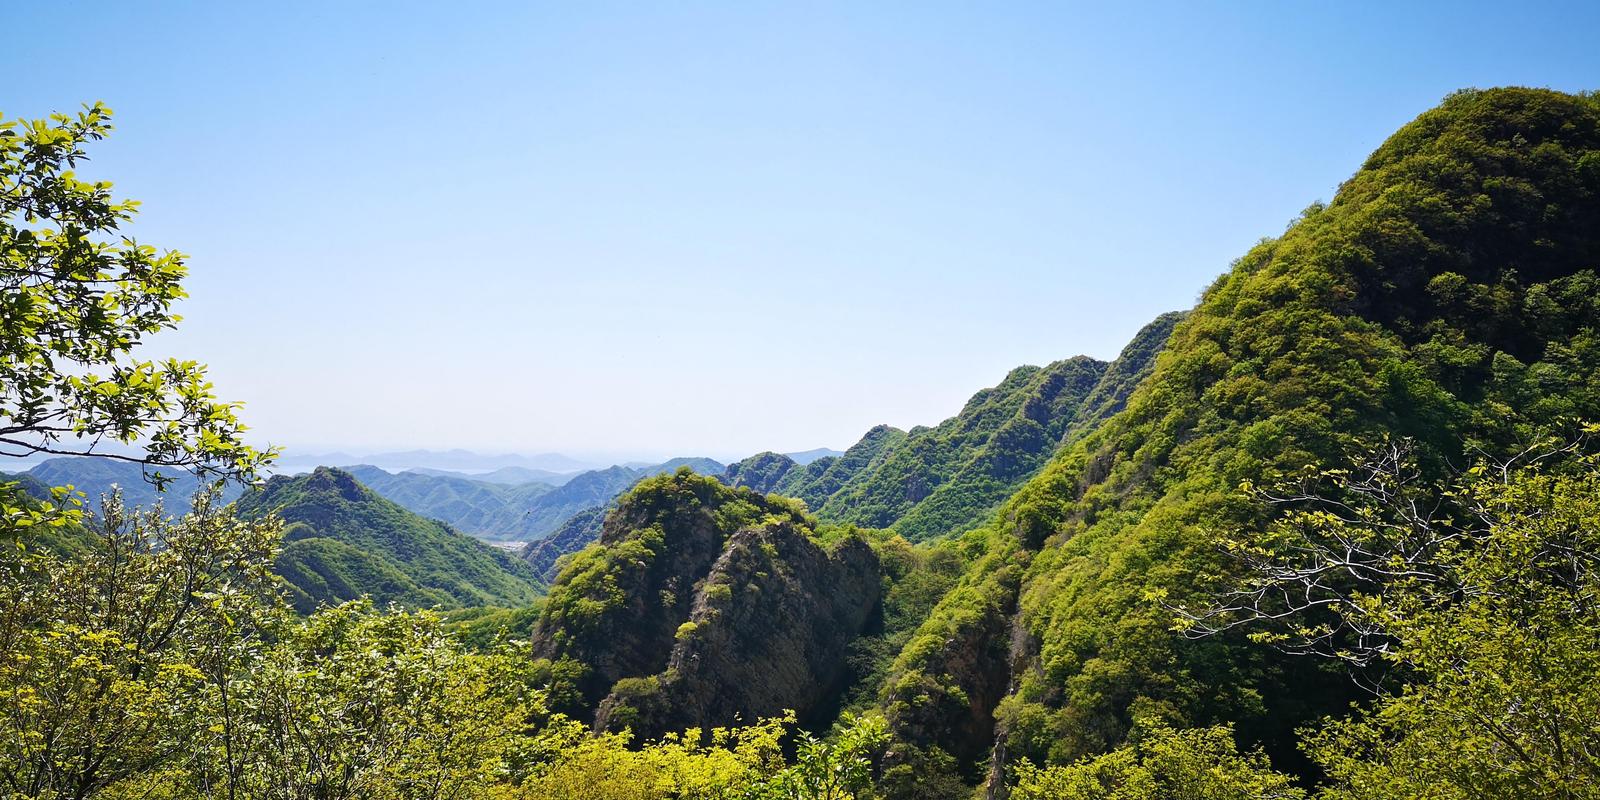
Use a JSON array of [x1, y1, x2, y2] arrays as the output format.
[[595, 522, 881, 737], [529, 470, 884, 732]]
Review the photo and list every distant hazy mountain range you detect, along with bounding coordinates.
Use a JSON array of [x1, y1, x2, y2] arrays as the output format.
[[408, 465, 579, 485], [5, 446, 843, 547], [338, 457, 723, 541], [271, 448, 598, 475], [2, 454, 729, 543]]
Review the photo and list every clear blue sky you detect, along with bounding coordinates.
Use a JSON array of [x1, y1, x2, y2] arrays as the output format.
[[5, 1, 1597, 462]]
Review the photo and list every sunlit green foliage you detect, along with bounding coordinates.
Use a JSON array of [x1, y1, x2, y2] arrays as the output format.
[[7, 87, 1600, 800], [0, 104, 269, 523], [0, 491, 280, 799], [0, 483, 904, 799], [1296, 453, 1600, 800], [1008, 720, 1303, 800]]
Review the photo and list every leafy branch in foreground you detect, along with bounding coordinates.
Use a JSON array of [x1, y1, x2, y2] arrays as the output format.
[[1173, 429, 1595, 674], [1180, 434, 1600, 798], [0, 102, 271, 500]]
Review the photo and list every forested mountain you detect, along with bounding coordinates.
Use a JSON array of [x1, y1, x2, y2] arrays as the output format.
[[874, 86, 1600, 788], [721, 450, 800, 493], [749, 311, 1181, 542], [234, 467, 543, 612], [342, 464, 554, 535], [516, 459, 737, 580], [774, 424, 908, 508]]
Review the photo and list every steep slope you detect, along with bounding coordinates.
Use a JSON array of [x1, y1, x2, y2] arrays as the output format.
[[1063, 310, 1186, 440], [513, 465, 644, 536], [530, 470, 882, 735], [541, 327, 1179, 599], [520, 505, 607, 582], [594, 520, 880, 738], [768, 315, 1179, 546], [773, 424, 907, 509], [817, 361, 1104, 537], [892, 314, 1183, 541], [876, 88, 1600, 788], [235, 467, 543, 613]]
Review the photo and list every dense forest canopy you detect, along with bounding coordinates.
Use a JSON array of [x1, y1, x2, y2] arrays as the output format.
[[3, 87, 1600, 800]]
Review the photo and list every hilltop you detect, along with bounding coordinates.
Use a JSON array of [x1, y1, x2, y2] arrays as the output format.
[[234, 467, 544, 612]]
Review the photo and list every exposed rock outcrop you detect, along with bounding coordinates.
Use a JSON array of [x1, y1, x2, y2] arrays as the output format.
[[530, 470, 884, 733], [595, 522, 881, 737]]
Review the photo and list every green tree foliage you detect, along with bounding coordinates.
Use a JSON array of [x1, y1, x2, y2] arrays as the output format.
[[9, 88, 1600, 800], [1206, 444, 1600, 800], [0, 491, 281, 799], [505, 711, 888, 800], [749, 713, 889, 800], [0, 104, 268, 509], [1007, 720, 1303, 800], [234, 467, 543, 612], [194, 601, 539, 800]]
